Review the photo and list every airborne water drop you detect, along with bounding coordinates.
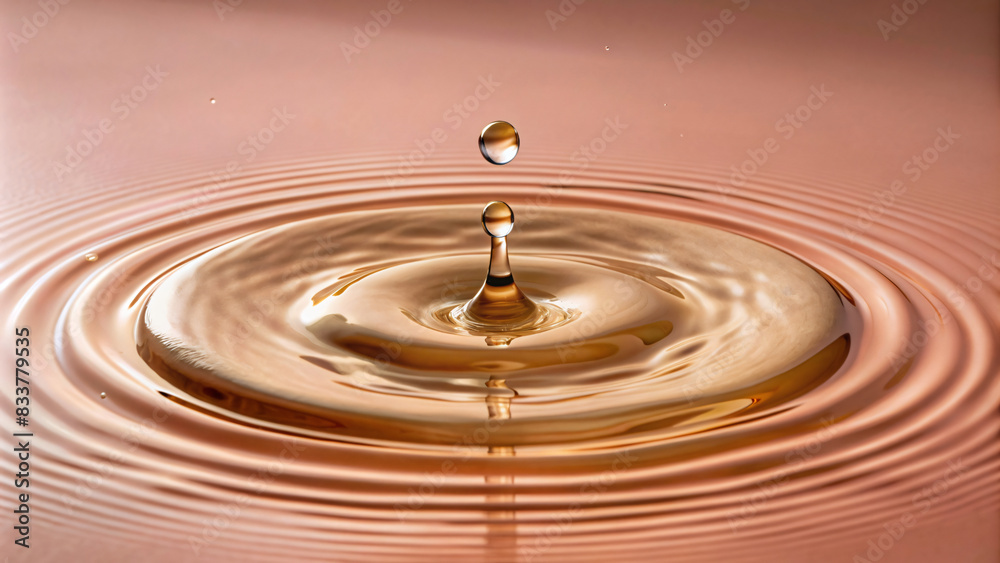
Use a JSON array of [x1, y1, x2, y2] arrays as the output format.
[[479, 121, 519, 165]]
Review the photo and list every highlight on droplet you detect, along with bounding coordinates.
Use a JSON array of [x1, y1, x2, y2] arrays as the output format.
[[85, 253, 98, 262]]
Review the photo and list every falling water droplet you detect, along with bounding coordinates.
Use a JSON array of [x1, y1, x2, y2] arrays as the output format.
[[100, 392, 107, 399], [479, 121, 519, 165], [210, 98, 216, 104], [85, 253, 98, 262]]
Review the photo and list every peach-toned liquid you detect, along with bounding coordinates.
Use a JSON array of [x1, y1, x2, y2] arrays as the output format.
[[1, 1, 997, 562]]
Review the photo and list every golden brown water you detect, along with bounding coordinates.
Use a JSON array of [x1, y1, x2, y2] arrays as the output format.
[[4, 150, 998, 562], [1, 1, 998, 562], [137, 202, 850, 449]]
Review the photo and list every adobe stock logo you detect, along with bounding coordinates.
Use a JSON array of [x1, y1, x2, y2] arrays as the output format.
[[7, 0, 72, 53], [544, 0, 587, 31], [715, 85, 833, 200], [877, 0, 930, 41], [672, 0, 751, 73], [51, 65, 169, 181], [339, 0, 407, 63]]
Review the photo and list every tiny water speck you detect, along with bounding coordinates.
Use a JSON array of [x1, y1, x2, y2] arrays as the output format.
[[85, 253, 98, 262], [605, 46, 610, 51], [100, 393, 107, 399], [210, 98, 216, 104], [479, 121, 519, 165]]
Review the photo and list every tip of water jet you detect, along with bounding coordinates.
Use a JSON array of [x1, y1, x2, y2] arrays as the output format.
[[460, 201, 543, 330], [482, 201, 514, 238]]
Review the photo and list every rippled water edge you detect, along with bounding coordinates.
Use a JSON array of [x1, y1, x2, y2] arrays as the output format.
[[1, 152, 998, 562]]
